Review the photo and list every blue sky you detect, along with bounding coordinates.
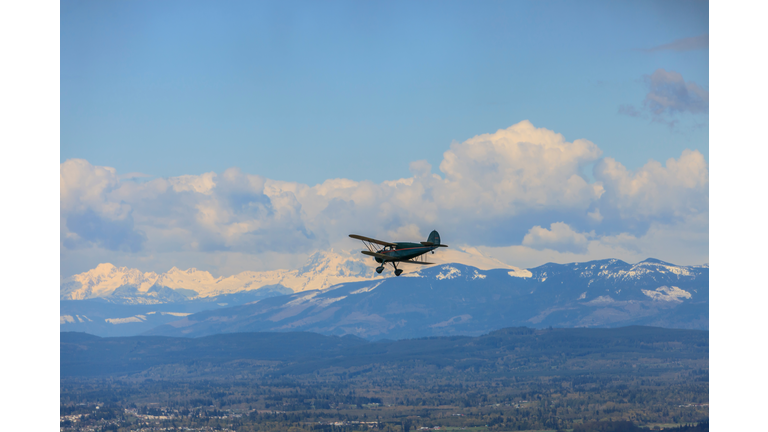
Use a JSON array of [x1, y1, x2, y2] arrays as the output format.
[[62, 0, 708, 184], [60, 0, 709, 277]]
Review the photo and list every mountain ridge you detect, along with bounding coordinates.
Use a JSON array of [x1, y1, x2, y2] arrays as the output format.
[[60, 325, 708, 378], [144, 258, 708, 340], [60, 250, 380, 302], [60, 247, 524, 302], [60, 255, 708, 338]]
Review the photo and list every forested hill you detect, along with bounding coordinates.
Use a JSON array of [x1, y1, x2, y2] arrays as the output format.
[[61, 325, 707, 378]]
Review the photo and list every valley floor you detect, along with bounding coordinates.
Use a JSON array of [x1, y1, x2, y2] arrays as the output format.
[[60, 327, 709, 431], [60, 363, 708, 431]]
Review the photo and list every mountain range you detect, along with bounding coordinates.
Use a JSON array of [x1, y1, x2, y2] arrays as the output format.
[[141, 258, 707, 339], [60, 250, 707, 339], [60, 247, 518, 303], [60, 251, 375, 302], [59, 248, 522, 337]]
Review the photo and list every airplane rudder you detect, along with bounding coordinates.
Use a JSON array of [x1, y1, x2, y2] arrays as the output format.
[[428, 230, 440, 245]]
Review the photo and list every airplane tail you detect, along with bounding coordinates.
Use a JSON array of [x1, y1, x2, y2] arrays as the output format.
[[427, 230, 441, 245]]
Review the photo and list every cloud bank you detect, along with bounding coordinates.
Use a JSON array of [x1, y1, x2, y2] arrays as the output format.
[[61, 121, 708, 276]]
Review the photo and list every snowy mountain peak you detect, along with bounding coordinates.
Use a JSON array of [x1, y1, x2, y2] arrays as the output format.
[[59, 246, 538, 302], [94, 262, 116, 273], [61, 249, 383, 301], [60, 264, 160, 300], [62, 245, 705, 307], [299, 250, 375, 279], [638, 258, 675, 266]]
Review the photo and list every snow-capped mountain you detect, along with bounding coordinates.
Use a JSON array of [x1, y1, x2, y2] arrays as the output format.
[[60, 246, 525, 303], [60, 246, 532, 336], [60, 250, 382, 302], [145, 258, 709, 340], [61, 264, 159, 300], [61, 251, 707, 338]]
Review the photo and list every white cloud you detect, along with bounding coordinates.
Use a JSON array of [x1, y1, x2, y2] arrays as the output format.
[[594, 149, 708, 221], [437, 120, 604, 213], [480, 212, 708, 269], [587, 208, 603, 223], [168, 172, 217, 194], [60, 159, 123, 217], [61, 160, 314, 256], [60, 159, 146, 252], [409, 160, 432, 177], [60, 121, 708, 276], [522, 222, 592, 253]]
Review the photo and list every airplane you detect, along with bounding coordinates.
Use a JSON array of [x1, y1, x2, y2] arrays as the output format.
[[349, 230, 448, 276]]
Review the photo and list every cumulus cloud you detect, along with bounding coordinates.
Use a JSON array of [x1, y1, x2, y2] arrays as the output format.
[[262, 120, 608, 247], [593, 149, 708, 222], [641, 34, 709, 53], [61, 160, 315, 256], [481, 213, 708, 269], [60, 120, 709, 276], [438, 120, 604, 215], [409, 160, 432, 177], [522, 222, 592, 253], [587, 208, 603, 223], [60, 159, 146, 252]]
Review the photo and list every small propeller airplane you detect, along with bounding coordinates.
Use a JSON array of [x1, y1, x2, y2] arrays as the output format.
[[349, 230, 448, 276]]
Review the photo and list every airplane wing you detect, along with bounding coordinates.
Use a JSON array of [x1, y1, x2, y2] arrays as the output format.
[[361, 251, 435, 265], [361, 250, 395, 261], [350, 234, 397, 247]]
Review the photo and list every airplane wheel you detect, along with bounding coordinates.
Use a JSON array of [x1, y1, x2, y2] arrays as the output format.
[[395, 269, 403, 276], [376, 267, 383, 274]]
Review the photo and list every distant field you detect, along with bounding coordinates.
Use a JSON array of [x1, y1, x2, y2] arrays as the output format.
[[60, 326, 708, 431]]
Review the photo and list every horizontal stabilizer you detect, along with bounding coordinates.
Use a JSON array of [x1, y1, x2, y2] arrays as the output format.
[[420, 241, 448, 247]]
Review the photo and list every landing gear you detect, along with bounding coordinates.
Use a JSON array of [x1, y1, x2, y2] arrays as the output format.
[[395, 269, 403, 276], [376, 266, 384, 274]]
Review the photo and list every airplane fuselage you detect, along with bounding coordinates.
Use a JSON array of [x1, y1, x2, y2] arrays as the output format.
[[374, 242, 438, 263], [350, 230, 446, 276]]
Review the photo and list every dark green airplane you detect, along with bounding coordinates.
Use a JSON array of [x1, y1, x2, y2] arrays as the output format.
[[349, 230, 448, 276]]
